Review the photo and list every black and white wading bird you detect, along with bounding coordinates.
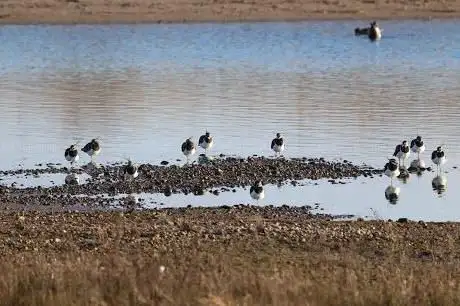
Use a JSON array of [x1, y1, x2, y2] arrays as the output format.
[[384, 158, 400, 185], [431, 145, 447, 173], [64, 144, 79, 167], [123, 159, 139, 180], [198, 131, 214, 154], [393, 140, 410, 167], [250, 181, 265, 201], [81, 138, 101, 163], [181, 137, 196, 163], [271, 133, 285, 157], [368, 21, 382, 41], [410, 136, 425, 159]]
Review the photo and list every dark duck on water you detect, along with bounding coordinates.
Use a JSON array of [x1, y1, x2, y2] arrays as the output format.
[[368, 21, 382, 41]]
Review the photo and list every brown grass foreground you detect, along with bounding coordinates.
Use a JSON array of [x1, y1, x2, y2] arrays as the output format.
[[1, 206, 460, 305], [1, 0, 460, 24]]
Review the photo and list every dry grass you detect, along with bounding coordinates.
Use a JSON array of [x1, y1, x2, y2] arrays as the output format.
[[1, 0, 460, 24], [0, 207, 460, 305]]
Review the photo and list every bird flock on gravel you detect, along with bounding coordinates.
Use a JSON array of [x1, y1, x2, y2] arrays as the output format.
[[63, 132, 285, 201], [64, 132, 446, 204]]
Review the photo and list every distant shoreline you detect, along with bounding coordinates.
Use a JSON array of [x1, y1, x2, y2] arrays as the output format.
[[1, 1, 460, 25]]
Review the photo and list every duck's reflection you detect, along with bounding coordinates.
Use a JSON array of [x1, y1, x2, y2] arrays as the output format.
[[385, 185, 401, 205], [432, 175, 447, 196]]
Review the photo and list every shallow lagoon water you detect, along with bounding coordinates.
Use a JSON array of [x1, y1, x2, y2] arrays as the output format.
[[1, 20, 460, 220]]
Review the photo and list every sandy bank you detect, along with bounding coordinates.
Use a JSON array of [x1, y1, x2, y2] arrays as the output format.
[[0, 0, 460, 24]]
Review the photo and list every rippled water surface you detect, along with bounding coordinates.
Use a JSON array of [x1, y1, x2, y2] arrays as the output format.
[[1, 20, 460, 220]]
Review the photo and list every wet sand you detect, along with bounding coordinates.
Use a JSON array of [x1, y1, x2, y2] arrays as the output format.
[[1, 207, 460, 305], [0, 0, 460, 24]]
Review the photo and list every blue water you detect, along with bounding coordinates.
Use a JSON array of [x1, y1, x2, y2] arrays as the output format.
[[1, 20, 460, 220]]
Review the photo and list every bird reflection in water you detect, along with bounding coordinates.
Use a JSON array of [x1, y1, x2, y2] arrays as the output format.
[[385, 185, 401, 205], [408, 158, 427, 177], [432, 175, 447, 196], [397, 165, 410, 184]]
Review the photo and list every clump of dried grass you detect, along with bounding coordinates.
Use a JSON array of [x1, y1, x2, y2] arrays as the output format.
[[1, 248, 460, 305]]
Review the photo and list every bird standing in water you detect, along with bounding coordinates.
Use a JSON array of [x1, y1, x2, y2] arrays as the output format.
[[393, 140, 410, 167], [181, 137, 196, 163], [81, 138, 101, 163], [123, 159, 139, 180], [64, 144, 79, 167], [431, 145, 446, 174], [198, 131, 214, 155], [410, 136, 425, 159], [250, 181, 265, 201], [271, 133, 285, 157], [368, 21, 382, 41], [384, 158, 400, 186]]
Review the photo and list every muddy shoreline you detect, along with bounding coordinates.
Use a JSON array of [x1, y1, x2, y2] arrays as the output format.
[[0, 206, 459, 305], [1, 0, 460, 25], [0, 205, 450, 257]]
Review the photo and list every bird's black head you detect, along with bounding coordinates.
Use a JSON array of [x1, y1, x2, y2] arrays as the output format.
[[437, 146, 442, 151], [416, 136, 422, 141], [276, 133, 281, 138], [402, 140, 407, 145], [205, 131, 210, 137]]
